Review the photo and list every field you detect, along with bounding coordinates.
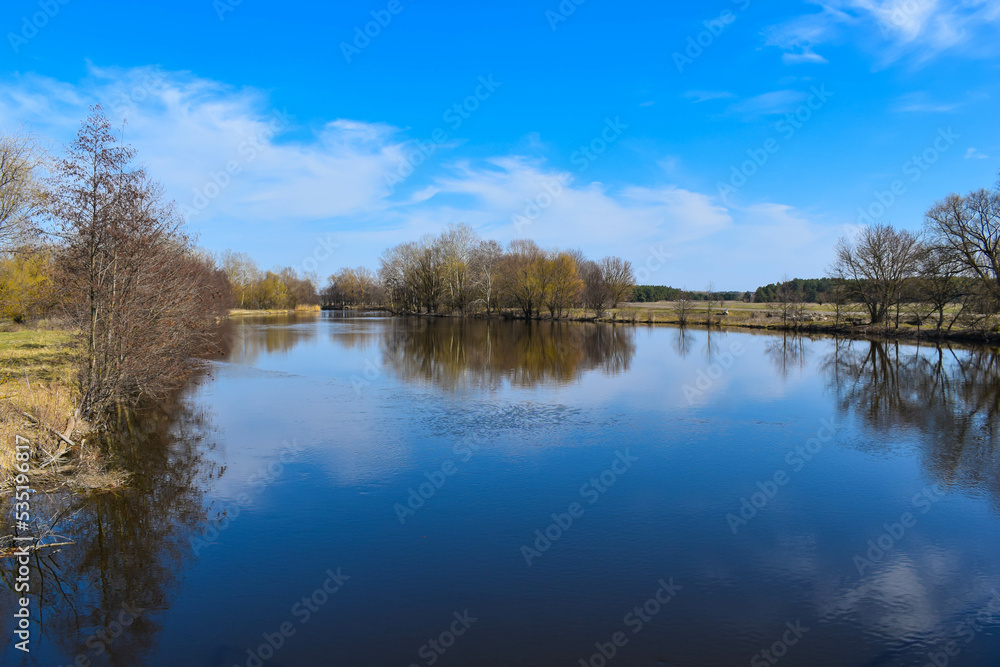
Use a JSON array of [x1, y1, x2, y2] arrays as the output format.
[[0, 327, 91, 487]]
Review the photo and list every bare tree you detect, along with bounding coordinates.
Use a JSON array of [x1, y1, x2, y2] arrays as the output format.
[[0, 131, 46, 250], [831, 223, 923, 326], [472, 239, 503, 314], [221, 250, 258, 309], [776, 276, 799, 327], [439, 223, 479, 313], [925, 185, 1000, 302], [52, 107, 228, 421], [829, 279, 849, 327], [580, 259, 610, 318], [705, 281, 718, 326], [673, 290, 691, 326], [601, 256, 635, 309]]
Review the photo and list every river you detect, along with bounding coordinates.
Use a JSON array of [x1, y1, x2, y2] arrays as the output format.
[[4, 312, 1000, 666]]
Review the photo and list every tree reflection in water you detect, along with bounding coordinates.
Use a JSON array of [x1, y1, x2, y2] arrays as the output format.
[[377, 318, 637, 391], [221, 313, 321, 366], [823, 338, 1000, 507], [1, 399, 218, 665]]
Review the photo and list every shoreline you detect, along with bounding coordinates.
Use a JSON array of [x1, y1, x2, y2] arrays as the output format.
[[350, 306, 1000, 347], [238, 303, 999, 346]]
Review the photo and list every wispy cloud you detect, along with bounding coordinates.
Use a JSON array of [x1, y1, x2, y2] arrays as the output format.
[[683, 90, 736, 104], [0, 64, 841, 287], [0, 65, 409, 225], [965, 147, 989, 160], [727, 90, 809, 117], [892, 91, 961, 113], [765, 0, 1000, 66]]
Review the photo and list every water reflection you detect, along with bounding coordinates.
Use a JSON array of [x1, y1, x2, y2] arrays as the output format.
[[765, 333, 810, 378], [1, 399, 217, 665], [824, 339, 1000, 507], [221, 313, 319, 365], [376, 318, 637, 390]]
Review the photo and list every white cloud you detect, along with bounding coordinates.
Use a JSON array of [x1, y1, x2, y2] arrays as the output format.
[[0, 64, 407, 224], [782, 49, 830, 65], [0, 64, 842, 287], [683, 90, 736, 103], [765, 0, 1000, 65], [727, 90, 810, 117], [965, 147, 989, 160], [893, 91, 961, 113]]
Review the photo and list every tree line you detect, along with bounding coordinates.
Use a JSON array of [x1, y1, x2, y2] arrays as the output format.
[[823, 176, 999, 333], [322, 225, 637, 319], [219, 251, 319, 310]]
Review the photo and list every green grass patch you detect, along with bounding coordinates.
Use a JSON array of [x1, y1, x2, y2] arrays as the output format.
[[0, 328, 79, 386]]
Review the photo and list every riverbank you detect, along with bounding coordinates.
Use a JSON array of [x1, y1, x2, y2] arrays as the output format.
[[228, 305, 322, 317], [378, 301, 1000, 347], [0, 326, 126, 493]]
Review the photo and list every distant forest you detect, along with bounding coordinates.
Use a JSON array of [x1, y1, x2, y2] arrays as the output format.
[[632, 278, 837, 304]]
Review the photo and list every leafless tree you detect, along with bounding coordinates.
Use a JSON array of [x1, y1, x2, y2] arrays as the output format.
[[673, 290, 691, 326], [0, 131, 46, 250], [472, 239, 503, 314], [705, 281, 719, 326], [776, 275, 799, 327], [52, 107, 229, 422], [580, 259, 610, 318], [831, 223, 923, 326], [601, 256, 635, 309], [925, 185, 1000, 302]]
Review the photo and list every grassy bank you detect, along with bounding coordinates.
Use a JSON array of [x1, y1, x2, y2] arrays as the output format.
[[391, 300, 998, 346], [575, 301, 999, 345], [228, 304, 322, 316], [0, 326, 124, 492]]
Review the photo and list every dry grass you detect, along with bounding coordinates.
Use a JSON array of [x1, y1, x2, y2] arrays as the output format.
[[0, 326, 125, 491], [228, 304, 321, 316]]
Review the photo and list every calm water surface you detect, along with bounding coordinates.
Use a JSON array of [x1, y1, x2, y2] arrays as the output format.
[[5, 313, 1000, 666]]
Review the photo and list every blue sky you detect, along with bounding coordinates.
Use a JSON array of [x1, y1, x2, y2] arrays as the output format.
[[2, 0, 998, 289]]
